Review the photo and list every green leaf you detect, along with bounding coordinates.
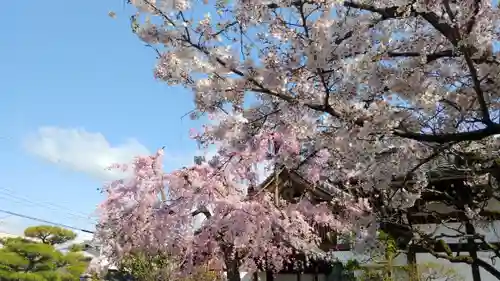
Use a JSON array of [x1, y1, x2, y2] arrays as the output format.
[[0, 225, 89, 281], [24, 226, 77, 245]]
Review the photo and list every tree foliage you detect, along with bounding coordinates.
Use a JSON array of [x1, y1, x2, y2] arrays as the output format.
[[0, 225, 90, 281], [347, 232, 465, 281], [96, 0, 500, 279], [104, 251, 221, 281], [24, 226, 77, 246], [353, 261, 464, 281], [115, 252, 175, 281]]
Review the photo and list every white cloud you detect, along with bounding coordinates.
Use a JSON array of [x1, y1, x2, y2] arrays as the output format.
[[24, 127, 150, 181]]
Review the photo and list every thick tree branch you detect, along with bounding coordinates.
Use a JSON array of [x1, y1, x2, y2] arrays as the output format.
[[387, 50, 499, 65], [393, 125, 500, 143], [192, 206, 212, 219], [344, 1, 457, 43]]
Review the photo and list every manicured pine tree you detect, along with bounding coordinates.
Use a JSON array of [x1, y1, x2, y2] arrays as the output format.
[[0, 225, 91, 281]]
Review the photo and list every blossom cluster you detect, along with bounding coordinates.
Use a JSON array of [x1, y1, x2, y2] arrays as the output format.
[[95, 0, 500, 275]]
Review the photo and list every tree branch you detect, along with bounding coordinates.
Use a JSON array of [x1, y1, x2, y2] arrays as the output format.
[[393, 125, 500, 143], [387, 50, 498, 65]]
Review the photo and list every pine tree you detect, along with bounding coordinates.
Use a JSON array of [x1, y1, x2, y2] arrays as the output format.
[[0, 225, 91, 281]]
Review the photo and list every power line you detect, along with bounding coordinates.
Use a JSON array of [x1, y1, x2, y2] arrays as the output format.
[[0, 208, 95, 234], [0, 186, 97, 223], [0, 194, 96, 225]]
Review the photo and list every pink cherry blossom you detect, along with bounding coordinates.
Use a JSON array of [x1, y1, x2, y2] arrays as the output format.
[[96, 0, 500, 278], [96, 150, 372, 275]]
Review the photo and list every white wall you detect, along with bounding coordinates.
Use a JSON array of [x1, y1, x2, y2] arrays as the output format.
[[404, 215, 500, 281], [240, 272, 327, 281], [408, 199, 500, 281], [0, 232, 20, 239], [415, 253, 472, 280], [477, 251, 500, 281]]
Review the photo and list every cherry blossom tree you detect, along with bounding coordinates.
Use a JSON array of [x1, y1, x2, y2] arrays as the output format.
[[96, 149, 372, 281], [96, 0, 500, 279]]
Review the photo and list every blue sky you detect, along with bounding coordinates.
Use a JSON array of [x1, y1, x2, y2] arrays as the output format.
[[0, 0, 207, 240], [0, 1, 499, 279]]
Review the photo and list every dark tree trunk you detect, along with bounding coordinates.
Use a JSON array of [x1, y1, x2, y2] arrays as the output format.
[[221, 243, 241, 281], [225, 259, 241, 281]]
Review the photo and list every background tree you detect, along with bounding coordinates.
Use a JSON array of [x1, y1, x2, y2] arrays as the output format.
[[0, 225, 91, 281], [351, 261, 464, 281], [24, 226, 77, 246], [111, 251, 174, 281], [102, 251, 221, 281], [346, 232, 465, 281]]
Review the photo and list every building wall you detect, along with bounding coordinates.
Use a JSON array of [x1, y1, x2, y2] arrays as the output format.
[[0, 232, 22, 249], [412, 220, 500, 281], [241, 272, 330, 281], [0, 232, 21, 239]]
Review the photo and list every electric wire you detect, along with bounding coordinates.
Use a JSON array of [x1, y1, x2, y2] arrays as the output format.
[[0, 185, 97, 218], [0, 208, 94, 234], [0, 194, 97, 227], [0, 186, 98, 223], [0, 188, 97, 233]]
